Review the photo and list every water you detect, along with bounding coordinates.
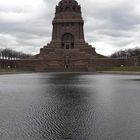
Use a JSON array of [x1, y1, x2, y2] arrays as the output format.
[[0, 73, 140, 140]]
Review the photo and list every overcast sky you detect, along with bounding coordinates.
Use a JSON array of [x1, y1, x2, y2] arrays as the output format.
[[0, 0, 140, 56]]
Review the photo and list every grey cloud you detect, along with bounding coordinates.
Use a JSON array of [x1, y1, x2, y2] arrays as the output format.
[[82, 0, 140, 54], [0, 0, 140, 55]]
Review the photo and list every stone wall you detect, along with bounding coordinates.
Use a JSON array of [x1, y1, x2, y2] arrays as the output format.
[[96, 58, 125, 67], [15, 59, 66, 72], [0, 57, 140, 72], [126, 56, 140, 66], [96, 57, 140, 68]]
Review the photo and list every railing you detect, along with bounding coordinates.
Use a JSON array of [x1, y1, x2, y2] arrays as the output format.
[[0, 58, 19, 69]]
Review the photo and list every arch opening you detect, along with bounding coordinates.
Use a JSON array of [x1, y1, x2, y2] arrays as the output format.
[[61, 33, 74, 49]]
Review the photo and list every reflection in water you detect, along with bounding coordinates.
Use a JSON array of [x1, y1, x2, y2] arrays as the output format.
[[0, 73, 140, 140], [40, 73, 96, 139]]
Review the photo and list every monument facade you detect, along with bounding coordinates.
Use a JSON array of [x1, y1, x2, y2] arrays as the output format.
[[39, 0, 96, 71]]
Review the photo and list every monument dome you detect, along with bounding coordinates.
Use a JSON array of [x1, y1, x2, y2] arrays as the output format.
[[56, 0, 81, 14]]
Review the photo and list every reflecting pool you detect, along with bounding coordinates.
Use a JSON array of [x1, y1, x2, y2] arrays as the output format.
[[0, 73, 140, 140]]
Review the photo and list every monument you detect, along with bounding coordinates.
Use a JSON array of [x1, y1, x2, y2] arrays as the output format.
[[39, 0, 96, 71]]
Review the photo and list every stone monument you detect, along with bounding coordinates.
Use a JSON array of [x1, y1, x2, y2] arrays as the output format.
[[39, 0, 96, 71]]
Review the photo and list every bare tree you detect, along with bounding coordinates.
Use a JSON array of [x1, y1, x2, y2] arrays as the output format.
[[0, 48, 32, 59], [110, 47, 140, 58]]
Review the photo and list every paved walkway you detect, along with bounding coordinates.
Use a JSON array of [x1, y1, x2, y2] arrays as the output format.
[[98, 71, 140, 75]]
